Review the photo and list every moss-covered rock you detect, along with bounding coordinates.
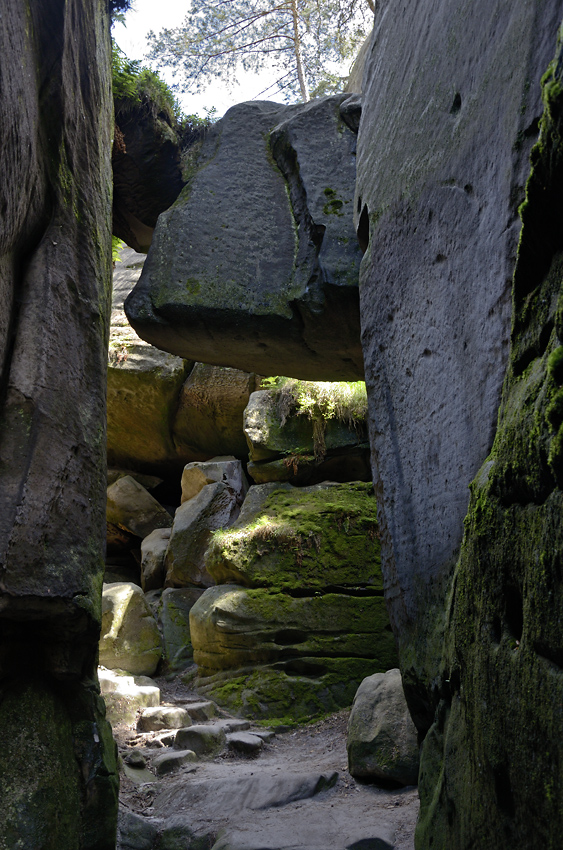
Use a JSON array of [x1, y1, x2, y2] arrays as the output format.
[[243, 387, 370, 485], [416, 31, 563, 849], [190, 584, 397, 720], [207, 481, 381, 591], [196, 661, 390, 725]]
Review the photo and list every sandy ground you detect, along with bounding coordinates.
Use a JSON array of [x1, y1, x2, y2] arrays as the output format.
[[115, 676, 419, 850]]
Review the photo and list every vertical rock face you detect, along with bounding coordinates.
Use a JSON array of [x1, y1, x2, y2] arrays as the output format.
[[356, 0, 563, 718], [417, 37, 563, 848], [0, 0, 118, 846]]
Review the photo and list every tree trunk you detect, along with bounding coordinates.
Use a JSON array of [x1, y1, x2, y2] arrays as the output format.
[[290, 0, 309, 102]]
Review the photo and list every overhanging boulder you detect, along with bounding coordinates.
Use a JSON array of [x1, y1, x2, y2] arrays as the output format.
[[125, 95, 364, 381]]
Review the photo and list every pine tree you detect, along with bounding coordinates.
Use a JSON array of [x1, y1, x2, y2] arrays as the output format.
[[146, 0, 373, 103]]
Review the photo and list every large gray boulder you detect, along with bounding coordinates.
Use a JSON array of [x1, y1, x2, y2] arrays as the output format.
[[125, 95, 364, 381], [347, 668, 419, 786], [0, 0, 118, 845], [164, 481, 240, 587]]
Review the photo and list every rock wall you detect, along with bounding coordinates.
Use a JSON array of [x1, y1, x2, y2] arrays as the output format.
[[357, 0, 563, 719], [416, 35, 563, 848], [0, 0, 118, 845]]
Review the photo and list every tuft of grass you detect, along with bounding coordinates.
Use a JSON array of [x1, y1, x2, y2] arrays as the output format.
[[260, 377, 367, 460]]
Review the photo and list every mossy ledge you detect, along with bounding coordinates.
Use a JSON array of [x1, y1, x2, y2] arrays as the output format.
[[207, 481, 382, 591]]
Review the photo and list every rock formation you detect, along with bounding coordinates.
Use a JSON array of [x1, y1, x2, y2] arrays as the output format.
[[347, 668, 419, 787], [112, 79, 186, 253], [191, 481, 398, 720], [124, 95, 364, 381], [108, 248, 260, 475], [244, 384, 371, 485], [415, 32, 563, 848], [356, 0, 563, 846], [0, 0, 118, 845]]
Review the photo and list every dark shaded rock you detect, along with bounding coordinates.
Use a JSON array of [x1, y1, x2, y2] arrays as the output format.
[[244, 388, 370, 485], [356, 0, 563, 733], [112, 96, 185, 253], [416, 32, 563, 849], [226, 732, 264, 755], [125, 96, 363, 381], [174, 364, 261, 462], [106, 475, 173, 539], [0, 0, 118, 844], [158, 586, 206, 671]]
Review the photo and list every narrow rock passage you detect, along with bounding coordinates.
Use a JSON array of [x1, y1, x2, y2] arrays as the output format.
[[115, 676, 418, 850]]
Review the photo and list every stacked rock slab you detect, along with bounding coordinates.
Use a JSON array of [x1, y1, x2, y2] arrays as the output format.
[[124, 95, 364, 381], [355, 0, 563, 846], [0, 0, 118, 846], [190, 482, 398, 721]]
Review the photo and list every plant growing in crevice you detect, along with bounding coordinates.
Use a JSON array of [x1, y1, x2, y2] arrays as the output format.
[[261, 376, 367, 460]]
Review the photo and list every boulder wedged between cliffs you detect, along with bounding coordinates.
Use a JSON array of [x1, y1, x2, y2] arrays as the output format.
[[124, 95, 364, 381]]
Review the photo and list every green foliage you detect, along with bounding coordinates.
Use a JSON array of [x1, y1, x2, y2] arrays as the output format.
[[261, 377, 367, 459], [547, 345, 563, 384], [112, 42, 179, 123], [146, 0, 373, 103], [112, 41, 217, 150], [208, 481, 380, 591], [111, 236, 125, 264]]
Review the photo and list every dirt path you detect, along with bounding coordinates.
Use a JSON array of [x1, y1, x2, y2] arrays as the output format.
[[116, 677, 419, 850]]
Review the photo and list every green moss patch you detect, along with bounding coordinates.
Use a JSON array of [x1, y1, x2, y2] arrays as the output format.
[[207, 482, 382, 590]]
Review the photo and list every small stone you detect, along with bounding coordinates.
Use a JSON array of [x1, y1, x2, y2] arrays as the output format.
[[214, 718, 251, 733], [124, 748, 146, 769], [173, 724, 226, 756], [141, 528, 171, 591], [251, 729, 275, 743], [183, 700, 216, 722], [138, 706, 192, 732], [152, 750, 198, 776], [226, 732, 264, 755]]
